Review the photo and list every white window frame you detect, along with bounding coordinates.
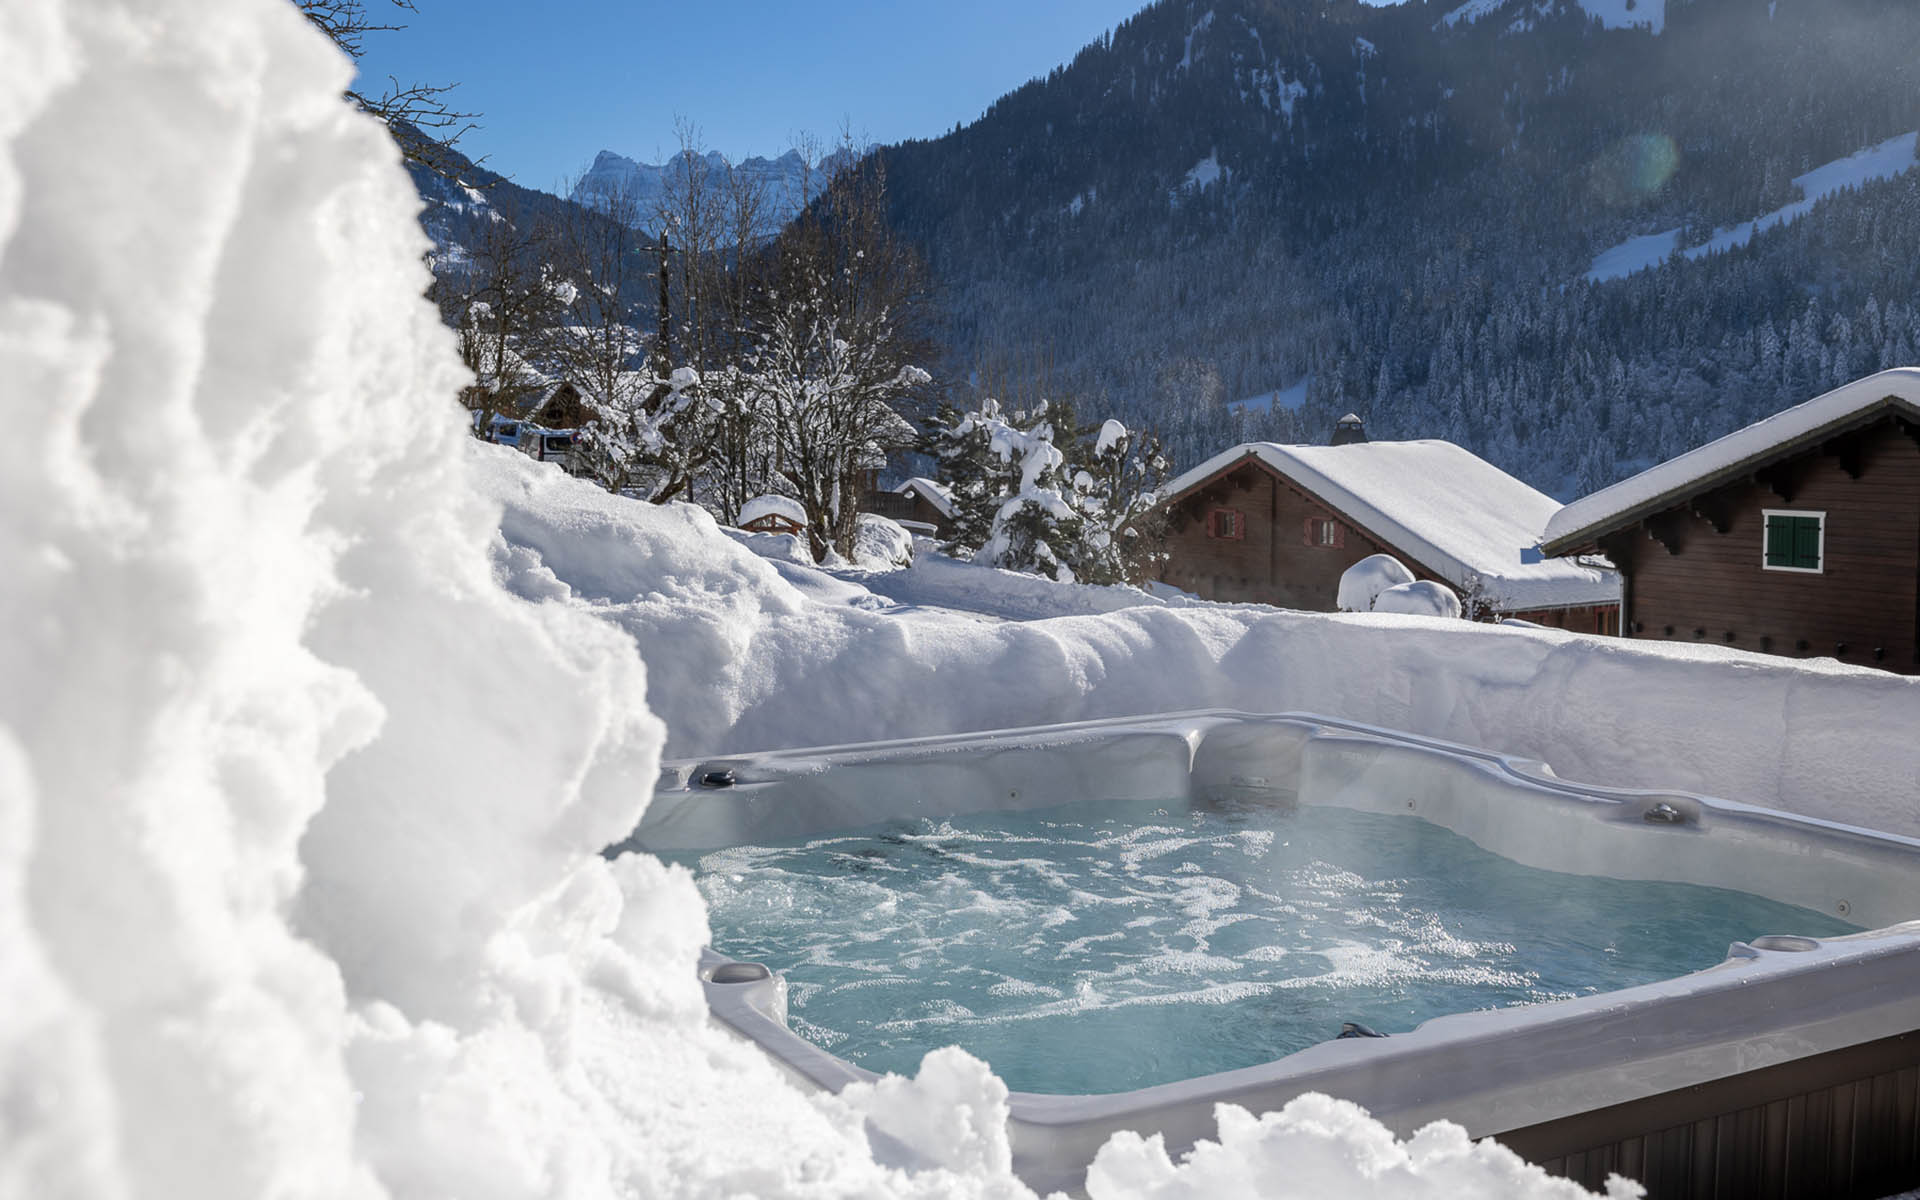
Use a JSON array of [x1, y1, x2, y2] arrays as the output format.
[[1760, 508, 1825, 575]]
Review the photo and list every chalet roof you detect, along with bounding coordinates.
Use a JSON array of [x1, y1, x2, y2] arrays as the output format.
[[1162, 439, 1619, 612], [1542, 368, 1920, 555], [895, 476, 955, 518], [738, 494, 806, 529]]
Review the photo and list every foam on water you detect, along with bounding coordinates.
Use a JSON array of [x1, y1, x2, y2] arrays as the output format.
[[678, 798, 1860, 1094]]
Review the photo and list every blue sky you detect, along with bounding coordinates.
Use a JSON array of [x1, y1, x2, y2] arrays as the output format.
[[353, 0, 1151, 193]]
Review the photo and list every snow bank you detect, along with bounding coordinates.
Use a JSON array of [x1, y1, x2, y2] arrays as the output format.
[[0, 4, 1005, 1199], [1338, 553, 1418, 612], [1373, 580, 1464, 619], [1088, 1096, 1641, 1199], [486, 450, 1920, 839]]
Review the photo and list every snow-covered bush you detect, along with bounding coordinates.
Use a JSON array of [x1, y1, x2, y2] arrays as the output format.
[[1373, 579, 1465, 619], [855, 513, 916, 568], [1338, 553, 1417, 612]]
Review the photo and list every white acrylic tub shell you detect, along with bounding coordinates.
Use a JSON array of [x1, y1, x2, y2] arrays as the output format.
[[630, 711, 1920, 1196]]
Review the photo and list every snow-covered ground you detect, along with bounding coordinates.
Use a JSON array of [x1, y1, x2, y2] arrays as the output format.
[[1586, 130, 1920, 283], [7, 3, 1917, 1199]]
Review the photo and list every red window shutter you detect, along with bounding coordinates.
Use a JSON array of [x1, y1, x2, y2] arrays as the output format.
[[1331, 521, 1345, 549], [1302, 517, 1316, 546]]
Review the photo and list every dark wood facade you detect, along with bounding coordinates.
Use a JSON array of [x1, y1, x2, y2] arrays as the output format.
[[1558, 414, 1920, 673], [1158, 456, 1617, 630], [861, 487, 952, 537]]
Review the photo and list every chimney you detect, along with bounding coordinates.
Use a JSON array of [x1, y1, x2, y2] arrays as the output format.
[[1330, 413, 1367, 446]]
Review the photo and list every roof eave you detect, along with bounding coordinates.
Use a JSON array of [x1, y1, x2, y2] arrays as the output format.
[[1541, 395, 1920, 557]]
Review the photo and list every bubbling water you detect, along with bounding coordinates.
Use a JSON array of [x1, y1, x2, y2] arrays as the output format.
[[677, 797, 1858, 1095]]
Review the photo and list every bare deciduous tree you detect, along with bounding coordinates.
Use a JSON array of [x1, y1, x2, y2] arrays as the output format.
[[745, 142, 933, 559], [296, 0, 478, 180]]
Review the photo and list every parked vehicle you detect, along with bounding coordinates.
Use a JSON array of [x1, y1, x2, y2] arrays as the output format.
[[473, 412, 524, 447], [518, 425, 580, 475]]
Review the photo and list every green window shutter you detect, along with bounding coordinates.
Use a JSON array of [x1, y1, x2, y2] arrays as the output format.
[[1765, 515, 1822, 569], [1765, 515, 1793, 566], [1793, 517, 1821, 569]]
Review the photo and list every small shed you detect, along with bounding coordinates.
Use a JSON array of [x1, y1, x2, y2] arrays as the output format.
[[738, 494, 807, 537], [1157, 419, 1620, 628], [1541, 368, 1920, 672]]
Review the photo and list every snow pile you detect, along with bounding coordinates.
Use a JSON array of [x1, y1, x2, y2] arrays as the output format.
[[1373, 580, 1465, 619], [1088, 1096, 1641, 1199], [855, 512, 915, 569], [1338, 554, 1418, 612], [0, 5, 1008, 1199]]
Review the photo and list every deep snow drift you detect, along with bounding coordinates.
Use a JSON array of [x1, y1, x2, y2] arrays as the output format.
[[485, 450, 1920, 840], [1, 2, 1644, 1198]]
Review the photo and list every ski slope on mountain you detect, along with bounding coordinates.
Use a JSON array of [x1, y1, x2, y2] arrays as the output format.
[[1586, 130, 1920, 282]]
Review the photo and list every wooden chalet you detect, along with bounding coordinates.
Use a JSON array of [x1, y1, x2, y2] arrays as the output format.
[[528, 381, 590, 430], [861, 477, 955, 538], [1541, 368, 1920, 673], [1158, 417, 1620, 628]]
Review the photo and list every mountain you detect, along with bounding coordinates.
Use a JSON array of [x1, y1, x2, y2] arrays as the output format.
[[874, 0, 1920, 497], [568, 148, 818, 237]]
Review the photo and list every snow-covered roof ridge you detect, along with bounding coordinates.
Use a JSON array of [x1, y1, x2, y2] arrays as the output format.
[[1543, 368, 1920, 552], [1163, 439, 1618, 611], [895, 476, 955, 518]]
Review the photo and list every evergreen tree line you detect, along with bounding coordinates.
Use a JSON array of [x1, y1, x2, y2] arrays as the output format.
[[873, 0, 1920, 497]]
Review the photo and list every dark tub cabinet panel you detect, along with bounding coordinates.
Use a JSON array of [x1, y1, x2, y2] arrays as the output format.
[[1498, 1032, 1920, 1199]]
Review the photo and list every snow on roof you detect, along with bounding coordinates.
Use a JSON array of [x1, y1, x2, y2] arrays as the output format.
[[1543, 368, 1920, 552], [737, 494, 806, 528], [1163, 440, 1618, 611], [894, 476, 955, 518]]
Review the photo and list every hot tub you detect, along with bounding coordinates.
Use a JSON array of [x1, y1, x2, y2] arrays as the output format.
[[621, 711, 1920, 1197]]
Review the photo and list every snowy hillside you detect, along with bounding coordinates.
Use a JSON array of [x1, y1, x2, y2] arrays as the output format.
[[1586, 130, 1920, 282], [878, 0, 1920, 500]]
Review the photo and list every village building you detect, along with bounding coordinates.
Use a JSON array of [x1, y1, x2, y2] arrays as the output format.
[[860, 476, 955, 539], [1157, 417, 1620, 629], [1540, 368, 1920, 673], [736, 494, 808, 537]]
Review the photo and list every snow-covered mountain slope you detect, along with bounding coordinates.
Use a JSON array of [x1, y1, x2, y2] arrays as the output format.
[[877, 0, 1920, 502], [1445, 0, 1667, 34], [1586, 130, 1920, 282]]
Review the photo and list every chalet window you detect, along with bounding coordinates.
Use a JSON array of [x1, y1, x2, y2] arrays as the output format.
[[1207, 508, 1245, 540], [1762, 510, 1823, 574], [1303, 517, 1345, 549]]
